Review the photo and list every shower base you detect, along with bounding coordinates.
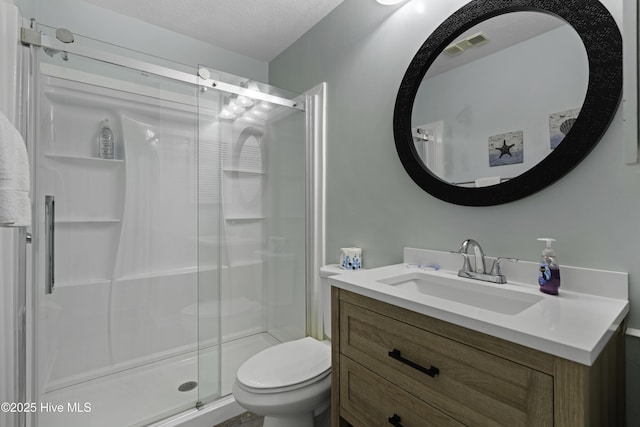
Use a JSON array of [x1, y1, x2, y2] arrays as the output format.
[[38, 333, 279, 427]]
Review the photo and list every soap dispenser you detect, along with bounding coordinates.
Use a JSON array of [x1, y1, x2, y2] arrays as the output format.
[[537, 238, 560, 295]]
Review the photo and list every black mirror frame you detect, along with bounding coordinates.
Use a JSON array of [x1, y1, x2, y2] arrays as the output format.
[[393, 0, 622, 206]]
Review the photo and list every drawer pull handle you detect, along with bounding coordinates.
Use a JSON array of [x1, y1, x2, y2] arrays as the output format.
[[388, 414, 404, 427], [388, 349, 440, 378]]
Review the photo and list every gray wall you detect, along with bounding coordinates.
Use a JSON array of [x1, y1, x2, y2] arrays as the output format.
[[14, 0, 268, 81], [269, 0, 639, 423]]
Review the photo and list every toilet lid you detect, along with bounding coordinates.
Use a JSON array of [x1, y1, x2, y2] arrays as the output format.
[[236, 337, 331, 390]]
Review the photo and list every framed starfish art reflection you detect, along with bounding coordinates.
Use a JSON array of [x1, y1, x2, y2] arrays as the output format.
[[488, 130, 524, 167]]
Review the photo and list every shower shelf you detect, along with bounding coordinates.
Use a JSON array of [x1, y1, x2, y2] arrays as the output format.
[[223, 169, 264, 175], [224, 216, 265, 221], [45, 153, 124, 163], [224, 259, 265, 268], [51, 278, 112, 289], [116, 266, 199, 282], [55, 218, 121, 224]]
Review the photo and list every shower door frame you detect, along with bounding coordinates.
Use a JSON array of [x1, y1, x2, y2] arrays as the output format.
[[19, 26, 305, 112]]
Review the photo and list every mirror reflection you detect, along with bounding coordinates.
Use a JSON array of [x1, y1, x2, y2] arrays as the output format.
[[410, 12, 588, 187]]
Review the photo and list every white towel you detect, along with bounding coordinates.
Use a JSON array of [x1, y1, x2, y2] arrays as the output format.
[[475, 176, 501, 187], [0, 112, 30, 226]]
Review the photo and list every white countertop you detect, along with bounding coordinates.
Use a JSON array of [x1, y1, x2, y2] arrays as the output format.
[[329, 249, 629, 366]]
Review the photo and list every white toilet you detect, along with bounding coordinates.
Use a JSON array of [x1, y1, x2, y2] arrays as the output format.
[[232, 265, 346, 427]]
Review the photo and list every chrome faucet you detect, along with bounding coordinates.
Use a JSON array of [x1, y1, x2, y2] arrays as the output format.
[[456, 239, 517, 284], [459, 239, 486, 274]]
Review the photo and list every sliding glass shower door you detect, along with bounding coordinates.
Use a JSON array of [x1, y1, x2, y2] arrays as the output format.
[[197, 68, 308, 400], [31, 29, 221, 426]]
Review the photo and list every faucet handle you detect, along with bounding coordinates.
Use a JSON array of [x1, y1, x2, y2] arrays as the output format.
[[490, 257, 518, 276], [451, 250, 473, 272]]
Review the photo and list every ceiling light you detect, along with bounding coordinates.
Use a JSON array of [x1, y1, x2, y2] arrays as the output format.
[[236, 95, 254, 108], [227, 100, 245, 114], [257, 102, 275, 111], [219, 108, 236, 119], [376, 0, 406, 5], [247, 108, 267, 120], [246, 81, 261, 92]]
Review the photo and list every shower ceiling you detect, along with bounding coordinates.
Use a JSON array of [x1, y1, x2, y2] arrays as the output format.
[[80, 0, 344, 61]]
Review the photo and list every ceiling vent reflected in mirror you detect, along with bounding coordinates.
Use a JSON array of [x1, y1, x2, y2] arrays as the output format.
[[444, 32, 489, 56], [444, 44, 465, 56], [467, 32, 489, 46]]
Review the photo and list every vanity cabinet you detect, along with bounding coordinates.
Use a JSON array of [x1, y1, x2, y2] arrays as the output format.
[[331, 288, 625, 427]]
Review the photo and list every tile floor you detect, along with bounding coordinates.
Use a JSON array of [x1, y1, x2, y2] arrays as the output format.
[[214, 412, 263, 427]]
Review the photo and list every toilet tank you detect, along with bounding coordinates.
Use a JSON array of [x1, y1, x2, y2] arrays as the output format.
[[320, 264, 361, 339]]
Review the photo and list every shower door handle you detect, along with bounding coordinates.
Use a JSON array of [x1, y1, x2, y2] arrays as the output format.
[[45, 195, 55, 294]]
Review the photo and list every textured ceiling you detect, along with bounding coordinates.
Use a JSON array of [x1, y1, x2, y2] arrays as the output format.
[[80, 0, 344, 62]]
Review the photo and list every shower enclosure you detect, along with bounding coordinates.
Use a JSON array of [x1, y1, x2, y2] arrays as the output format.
[[14, 21, 320, 427]]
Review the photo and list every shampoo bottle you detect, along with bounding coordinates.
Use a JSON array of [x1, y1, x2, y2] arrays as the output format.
[[537, 238, 560, 295], [98, 119, 114, 159]]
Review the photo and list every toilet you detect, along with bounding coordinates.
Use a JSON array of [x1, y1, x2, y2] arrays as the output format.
[[232, 265, 347, 427]]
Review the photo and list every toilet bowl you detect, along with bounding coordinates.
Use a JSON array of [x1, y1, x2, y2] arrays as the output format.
[[232, 337, 331, 427], [232, 265, 348, 427]]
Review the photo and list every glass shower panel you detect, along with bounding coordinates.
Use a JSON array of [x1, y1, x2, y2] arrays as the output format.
[[263, 105, 307, 343], [32, 29, 214, 426], [195, 81, 222, 407], [198, 68, 307, 398]]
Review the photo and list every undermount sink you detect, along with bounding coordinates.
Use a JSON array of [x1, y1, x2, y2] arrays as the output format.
[[377, 271, 543, 315]]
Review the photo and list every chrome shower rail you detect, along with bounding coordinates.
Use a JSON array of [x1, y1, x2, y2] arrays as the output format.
[[20, 26, 305, 111]]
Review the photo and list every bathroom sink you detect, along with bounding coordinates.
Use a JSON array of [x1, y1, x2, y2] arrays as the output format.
[[377, 271, 543, 315]]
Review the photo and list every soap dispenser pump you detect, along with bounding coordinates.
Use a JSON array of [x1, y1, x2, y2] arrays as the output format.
[[537, 238, 560, 295]]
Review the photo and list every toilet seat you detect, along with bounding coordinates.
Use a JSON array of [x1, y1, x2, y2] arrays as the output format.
[[236, 337, 331, 394]]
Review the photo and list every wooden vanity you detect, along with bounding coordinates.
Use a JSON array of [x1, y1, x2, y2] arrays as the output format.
[[331, 287, 626, 427]]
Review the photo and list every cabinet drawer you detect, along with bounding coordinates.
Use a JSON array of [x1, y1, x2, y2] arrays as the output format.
[[340, 301, 553, 426], [340, 355, 463, 427]]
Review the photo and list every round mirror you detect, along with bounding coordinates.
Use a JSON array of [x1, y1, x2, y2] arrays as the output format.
[[394, 0, 622, 206]]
